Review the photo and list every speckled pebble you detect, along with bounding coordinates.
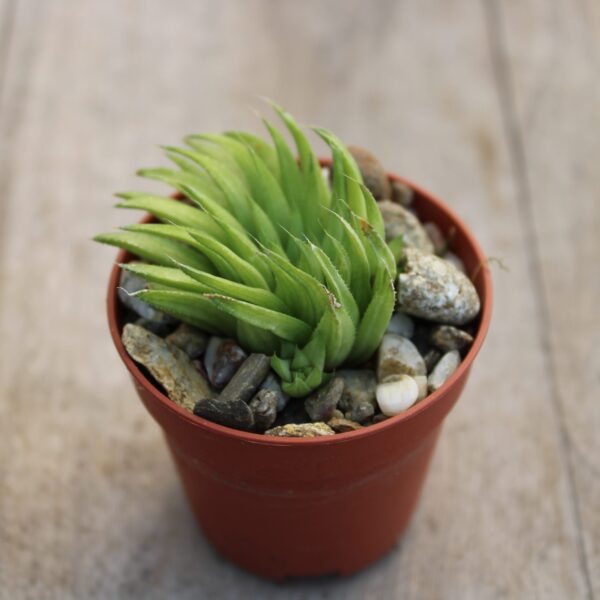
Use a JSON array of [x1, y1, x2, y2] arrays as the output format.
[[430, 325, 474, 353], [264, 423, 335, 438], [397, 247, 480, 325], [428, 350, 461, 392], [122, 323, 213, 413], [377, 333, 426, 381], [378, 200, 434, 252]]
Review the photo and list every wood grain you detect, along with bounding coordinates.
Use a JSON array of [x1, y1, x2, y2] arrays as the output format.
[[0, 0, 596, 598]]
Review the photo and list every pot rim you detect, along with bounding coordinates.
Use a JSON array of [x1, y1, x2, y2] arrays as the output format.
[[107, 165, 493, 446]]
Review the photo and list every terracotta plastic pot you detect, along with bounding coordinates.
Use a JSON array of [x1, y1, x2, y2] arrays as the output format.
[[106, 167, 492, 580]]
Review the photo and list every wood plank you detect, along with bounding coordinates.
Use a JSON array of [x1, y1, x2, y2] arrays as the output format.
[[492, 0, 600, 596], [0, 0, 591, 597]]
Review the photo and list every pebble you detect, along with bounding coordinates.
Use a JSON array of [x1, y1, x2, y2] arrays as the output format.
[[377, 333, 426, 381], [327, 418, 363, 433], [165, 323, 208, 358], [428, 350, 461, 393], [122, 323, 213, 413], [372, 413, 390, 424], [204, 337, 247, 389], [249, 389, 278, 432], [378, 200, 434, 252], [193, 398, 254, 431], [423, 349, 442, 373], [261, 372, 289, 412], [376, 375, 420, 416], [397, 247, 481, 326], [331, 409, 345, 420], [348, 146, 392, 200], [430, 325, 474, 353], [391, 180, 414, 207], [119, 269, 176, 325], [304, 377, 344, 422], [444, 251, 466, 274], [264, 423, 335, 438], [218, 353, 271, 403], [134, 317, 177, 337], [413, 375, 428, 401], [423, 222, 447, 255], [385, 312, 415, 339], [336, 370, 378, 423]]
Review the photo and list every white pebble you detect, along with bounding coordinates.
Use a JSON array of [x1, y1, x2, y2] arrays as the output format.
[[444, 251, 466, 273], [386, 312, 415, 338], [376, 375, 420, 416], [413, 375, 428, 401], [427, 350, 461, 393]]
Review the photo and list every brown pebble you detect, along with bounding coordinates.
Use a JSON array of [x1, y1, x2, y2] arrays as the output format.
[[348, 146, 392, 200], [328, 418, 363, 433], [264, 423, 335, 438]]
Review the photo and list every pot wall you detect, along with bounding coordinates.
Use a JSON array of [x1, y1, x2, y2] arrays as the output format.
[[108, 169, 492, 579]]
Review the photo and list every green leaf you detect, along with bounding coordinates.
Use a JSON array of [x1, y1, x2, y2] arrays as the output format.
[[135, 289, 237, 337], [120, 263, 210, 293], [206, 295, 312, 344], [93, 231, 210, 271]]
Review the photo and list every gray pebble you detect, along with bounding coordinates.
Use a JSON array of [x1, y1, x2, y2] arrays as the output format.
[[377, 333, 426, 382], [428, 350, 461, 393], [218, 353, 271, 404], [378, 200, 434, 252], [444, 251, 466, 274], [386, 312, 415, 338], [134, 317, 177, 337], [204, 337, 247, 389], [336, 370, 378, 423], [391, 180, 414, 207], [165, 323, 208, 358], [397, 247, 481, 326], [372, 413, 390, 425], [423, 222, 447, 255], [249, 389, 278, 432], [264, 423, 335, 438], [348, 146, 391, 200], [193, 398, 254, 431], [304, 377, 344, 422], [119, 269, 176, 325], [261, 372, 289, 412], [122, 323, 213, 413], [430, 325, 474, 353]]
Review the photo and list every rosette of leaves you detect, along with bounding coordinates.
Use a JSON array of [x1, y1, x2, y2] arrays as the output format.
[[95, 105, 398, 397]]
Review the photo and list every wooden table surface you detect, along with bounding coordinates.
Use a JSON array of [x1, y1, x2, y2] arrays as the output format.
[[0, 1, 598, 598]]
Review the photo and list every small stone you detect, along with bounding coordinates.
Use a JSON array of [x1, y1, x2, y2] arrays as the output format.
[[165, 323, 208, 358], [444, 251, 466, 273], [304, 378, 344, 422], [336, 370, 378, 423], [428, 350, 461, 393], [348, 146, 391, 200], [218, 353, 271, 403], [204, 337, 247, 389], [134, 317, 177, 337], [386, 312, 415, 338], [376, 375, 420, 416], [264, 423, 335, 438], [423, 222, 447, 255], [193, 398, 254, 431], [249, 389, 278, 431], [413, 375, 428, 401], [430, 325, 474, 353], [261, 372, 289, 412], [328, 418, 363, 433], [423, 349, 442, 373], [391, 180, 414, 207], [118, 269, 176, 325], [372, 413, 390, 424], [397, 247, 481, 326], [331, 409, 344, 420], [378, 200, 434, 252], [377, 333, 426, 382], [122, 323, 213, 413]]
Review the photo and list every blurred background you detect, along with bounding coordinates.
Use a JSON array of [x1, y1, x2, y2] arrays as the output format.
[[0, 1, 598, 598]]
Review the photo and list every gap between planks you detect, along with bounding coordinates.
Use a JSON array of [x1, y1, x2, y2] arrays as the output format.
[[481, 0, 595, 598]]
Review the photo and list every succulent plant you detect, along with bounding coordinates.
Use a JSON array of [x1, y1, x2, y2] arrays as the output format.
[[95, 104, 398, 397]]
